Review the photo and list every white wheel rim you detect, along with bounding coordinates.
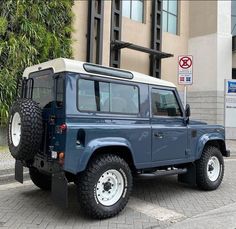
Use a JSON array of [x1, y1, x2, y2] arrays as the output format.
[[96, 169, 124, 206], [207, 156, 220, 182], [11, 112, 21, 147]]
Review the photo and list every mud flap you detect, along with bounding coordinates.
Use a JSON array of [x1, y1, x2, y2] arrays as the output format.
[[51, 172, 68, 208], [178, 163, 196, 186], [15, 160, 23, 183], [225, 150, 230, 157]]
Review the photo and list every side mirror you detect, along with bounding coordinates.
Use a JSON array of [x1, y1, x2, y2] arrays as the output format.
[[185, 104, 191, 117]]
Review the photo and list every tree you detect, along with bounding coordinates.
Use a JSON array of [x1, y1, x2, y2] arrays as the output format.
[[0, 0, 73, 126]]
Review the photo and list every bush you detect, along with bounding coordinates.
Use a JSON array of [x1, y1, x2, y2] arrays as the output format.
[[0, 0, 73, 126]]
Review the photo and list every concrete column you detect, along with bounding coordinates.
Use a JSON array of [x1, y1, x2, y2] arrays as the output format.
[[72, 1, 88, 62]]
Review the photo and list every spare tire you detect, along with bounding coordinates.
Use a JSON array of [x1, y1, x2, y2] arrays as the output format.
[[8, 98, 43, 161]]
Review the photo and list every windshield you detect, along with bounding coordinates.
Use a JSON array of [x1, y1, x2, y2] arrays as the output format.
[[29, 69, 54, 108]]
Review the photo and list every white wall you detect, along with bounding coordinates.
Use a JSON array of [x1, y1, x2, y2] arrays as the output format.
[[185, 1, 232, 129], [217, 0, 232, 91], [188, 34, 217, 92]]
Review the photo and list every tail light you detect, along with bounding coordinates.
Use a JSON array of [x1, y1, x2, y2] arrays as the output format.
[[59, 123, 67, 133], [58, 152, 65, 165]]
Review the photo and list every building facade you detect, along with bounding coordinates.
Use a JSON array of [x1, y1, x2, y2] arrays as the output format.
[[71, 0, 233, 138]]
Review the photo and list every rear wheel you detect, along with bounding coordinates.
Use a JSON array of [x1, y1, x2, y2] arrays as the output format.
[[77, 154, 133, 219], [196, 146, 224, 190], [29, 167, 51, 191]]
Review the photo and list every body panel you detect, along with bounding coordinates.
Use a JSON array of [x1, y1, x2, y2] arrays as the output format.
[[151, 117, 188, 161]]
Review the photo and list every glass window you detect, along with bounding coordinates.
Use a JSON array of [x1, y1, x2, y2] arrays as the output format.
[[122, 0, 131, 18], [56, 75, 64, 108], [168, 0, 177, 15], [163, 0, 168, 11], [152, 89, 182, 117], [78, 79, 108, 112], [78, 79, 95, 111], [29, 72, 54, 108], [162, 0, 178, 35], [168, 14, 177, 34], [78, 78, 139, 114], [232, 0, 236, 35], [110, 83, 139, 114], [163, 11, 168, 32], [122, 0, 144, 23]]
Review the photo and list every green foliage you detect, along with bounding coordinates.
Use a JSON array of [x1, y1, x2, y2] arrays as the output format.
[[0, 0, 74, 126]]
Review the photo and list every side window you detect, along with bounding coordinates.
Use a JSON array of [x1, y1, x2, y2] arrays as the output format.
[[109, 83, 139, 114], [151, 89, 182, 117], [78, 78, 139, 114], [78, 79, 109, 111], [55, 75, 64, 108]]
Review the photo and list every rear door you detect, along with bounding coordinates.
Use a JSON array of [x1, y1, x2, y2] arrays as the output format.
[[28, 70, 65, 155], [151, 87, 188, 162]]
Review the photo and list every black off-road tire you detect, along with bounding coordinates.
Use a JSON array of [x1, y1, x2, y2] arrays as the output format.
[[8, 98, 43, 161], [196, 146, 224, 191], [29, 167, 51, 191], [77, 154, 133, 219]]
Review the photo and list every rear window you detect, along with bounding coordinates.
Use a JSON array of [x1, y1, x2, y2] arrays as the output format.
[[29, 69, 54, 108], [78, 78, 139, 114]]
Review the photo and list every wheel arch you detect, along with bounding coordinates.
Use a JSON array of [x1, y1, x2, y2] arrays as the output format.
[[89, 145, 136, 171], [77, 137, 136, 173], [196, 133, 227, 159], [204, 140, 226, 156]]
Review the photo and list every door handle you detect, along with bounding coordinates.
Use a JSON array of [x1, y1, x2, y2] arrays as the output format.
[[154, 132, 164, 139]]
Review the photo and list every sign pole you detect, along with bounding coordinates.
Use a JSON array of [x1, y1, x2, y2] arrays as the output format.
[[184, 85, 187, 108]]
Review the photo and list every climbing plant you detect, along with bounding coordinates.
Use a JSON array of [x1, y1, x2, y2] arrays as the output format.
[[0, 0, 74, 126]]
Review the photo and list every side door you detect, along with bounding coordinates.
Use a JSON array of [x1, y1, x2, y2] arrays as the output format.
[[151, 87, 188, 162]]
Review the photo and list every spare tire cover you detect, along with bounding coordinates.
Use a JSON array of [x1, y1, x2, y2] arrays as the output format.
[[8, 98, 43, 161]]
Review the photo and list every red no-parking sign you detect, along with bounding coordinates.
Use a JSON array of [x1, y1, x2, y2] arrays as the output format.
[[178, 55, 193, 85]]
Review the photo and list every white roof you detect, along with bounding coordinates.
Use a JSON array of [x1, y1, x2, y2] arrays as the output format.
[[23, 58, 176, 88]]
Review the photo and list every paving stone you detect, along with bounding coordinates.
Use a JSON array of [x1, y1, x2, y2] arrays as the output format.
[[0, 156, 235, 228]]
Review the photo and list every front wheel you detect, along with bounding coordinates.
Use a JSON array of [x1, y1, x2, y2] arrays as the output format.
[[77, 154, 133, 219], [196, 146, 224, 191]]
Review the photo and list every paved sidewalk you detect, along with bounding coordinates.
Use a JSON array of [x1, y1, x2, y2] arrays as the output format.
[[0, 148, 29, 184], [0, 159, 236, 228], [0, 141, 235, 228], [0, 150, 14, 171], [226, 140, 236, 155], [168, 202, 236, 229]]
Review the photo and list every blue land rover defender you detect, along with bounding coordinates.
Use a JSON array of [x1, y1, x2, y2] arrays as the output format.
[[8, 58, 230, 219]]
